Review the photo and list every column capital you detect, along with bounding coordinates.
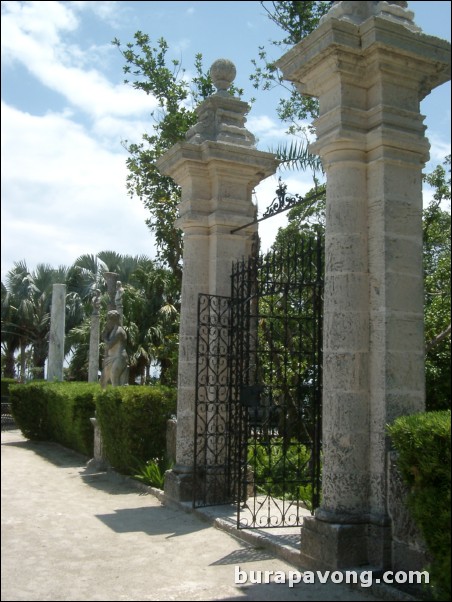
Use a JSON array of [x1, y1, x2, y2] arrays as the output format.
[[277, 14, 450, 164], [157, 140, 278, 229], [276, 13, 450, 102]]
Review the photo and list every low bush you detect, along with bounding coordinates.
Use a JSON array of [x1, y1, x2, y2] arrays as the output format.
[[248, 438, 320, 511], [94, 385, 176, 474], [1, 378, 18, 398], [387, 410, 451, 601], [132, 457, 173, 489], [10, 382, 97, 456]]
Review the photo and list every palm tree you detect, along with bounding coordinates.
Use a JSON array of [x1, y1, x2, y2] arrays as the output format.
[[2, 252, 181, 385], [1, 261, 83, 380], [1, 280, 21, 379], [120, 258, 180, 385], [65, 252, 180, 384]]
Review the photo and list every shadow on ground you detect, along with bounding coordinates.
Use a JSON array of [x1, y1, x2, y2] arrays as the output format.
[[1, 437, 87, 468], [95, 504, 211, 538]]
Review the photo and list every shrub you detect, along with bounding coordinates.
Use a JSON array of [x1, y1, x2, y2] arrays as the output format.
[[132, 457, 173, 489], [94, 385, 176, 474], [1, 378, 18, 398], [248, 438, 320, 511], [10, 382, 97, 456], [387, 411, 451, 601]]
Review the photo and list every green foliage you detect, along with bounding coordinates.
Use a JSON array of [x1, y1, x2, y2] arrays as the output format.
[[272, 181, 325, 251], [10, 382, 97, 456], [248, 438, 319, 511], [132, 457, 173, 489], [270, 139, 323, 173], [112, 34, 242, 281], [423, 156, 451, 411], [95, 385, 176, 474], [1, 377, 17, 398], [387, 411, 451, 600], [1, 261, 76, 380], [251, 1, 330, 138]]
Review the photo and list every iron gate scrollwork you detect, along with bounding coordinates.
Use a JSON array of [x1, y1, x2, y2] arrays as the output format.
[[194, 234, 324, 529], [193, 294, 234, 506]]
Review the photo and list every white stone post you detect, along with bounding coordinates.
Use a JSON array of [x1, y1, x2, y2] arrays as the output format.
[[88, 291, 101, 383], [276, 1, 450, 570], [47, 283, 66, 382], [157, 59, 278, 502]]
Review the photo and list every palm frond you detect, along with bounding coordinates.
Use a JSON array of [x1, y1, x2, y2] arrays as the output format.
[[270, 140, 323, 173]]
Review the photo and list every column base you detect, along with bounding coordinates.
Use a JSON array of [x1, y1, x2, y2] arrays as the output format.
[[164, 465, 195, 503], [89, 417, 109, 470], [300, 514, 393, 571], [300, 515, 369, 571]]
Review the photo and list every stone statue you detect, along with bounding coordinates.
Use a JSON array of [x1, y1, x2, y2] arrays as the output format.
[[100, 310, 129, 387], [115, 280, 124, 308]]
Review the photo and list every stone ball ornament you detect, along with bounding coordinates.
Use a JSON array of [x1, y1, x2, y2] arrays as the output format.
[[210, 59, 236, 95]]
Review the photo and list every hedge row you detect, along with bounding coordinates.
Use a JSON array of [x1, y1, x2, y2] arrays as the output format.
[[388, 410, 451, 601], [9, 382, 177, 473], [10, 381, 97, 456], [95, 385, 176, 473], [1, 377, 17, 398]]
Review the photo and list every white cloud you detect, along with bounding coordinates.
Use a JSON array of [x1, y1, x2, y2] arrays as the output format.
[[247, 114, 288, 142], [1, 0, 158, 120], [72, 1, 122, 28], [1, 102, 156, 280]]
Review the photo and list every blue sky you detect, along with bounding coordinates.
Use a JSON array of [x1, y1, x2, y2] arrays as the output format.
[[1, 1, 451, 280]]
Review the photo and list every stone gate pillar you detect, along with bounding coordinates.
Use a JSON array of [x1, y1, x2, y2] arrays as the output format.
[[157, 59, 278, 502], [47, 283, 66, 382], [276, 1, 450, 570]]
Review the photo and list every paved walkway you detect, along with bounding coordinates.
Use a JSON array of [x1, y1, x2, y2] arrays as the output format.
[[2, 429, 403, 601]]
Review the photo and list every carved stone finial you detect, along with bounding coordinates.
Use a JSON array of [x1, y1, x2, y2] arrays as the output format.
[[210, 59, 236, 96], [323, 1, 419, 31]]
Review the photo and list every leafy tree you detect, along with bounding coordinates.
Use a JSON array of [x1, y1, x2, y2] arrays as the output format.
[[269, 157, 451, 411], [122, 260, 179, 386], [251, 1, 330, 168], [423, 156, 451, 410], [64, 252, 179, 385], [2, 252, 180, 386], [112, 34, 242, 284], [1, 279, 21, 379], [113, 4, 331, 280], [1, 262, 78, 380]]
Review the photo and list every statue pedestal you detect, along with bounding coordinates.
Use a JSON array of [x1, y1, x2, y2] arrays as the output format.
[[87, 416, 109, 471]]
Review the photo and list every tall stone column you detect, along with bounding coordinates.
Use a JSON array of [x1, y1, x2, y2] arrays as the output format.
[[157, 59, 278, 502], [47, 283, 66, 382], [277, 1, 450, 570], [88, 290, 101, 383]]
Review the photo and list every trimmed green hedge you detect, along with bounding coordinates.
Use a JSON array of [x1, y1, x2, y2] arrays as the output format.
[[1, 377, 18, 398], [10, 382, 97, 456], [387, 411, 451, 601], [94, 385, 176, 474]]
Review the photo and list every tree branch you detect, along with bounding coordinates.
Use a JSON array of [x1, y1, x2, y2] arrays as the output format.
[[426, 324, 451, 353]]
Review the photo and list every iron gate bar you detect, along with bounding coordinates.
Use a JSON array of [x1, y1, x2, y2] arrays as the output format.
[[193, 294, 233, 507], [230, 180, 325, 234], [232, 235, 324, 529], [193, 234, 324, 529]]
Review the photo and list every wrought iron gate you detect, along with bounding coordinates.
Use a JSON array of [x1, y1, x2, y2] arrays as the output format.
[[194, 234, 324, 529]]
